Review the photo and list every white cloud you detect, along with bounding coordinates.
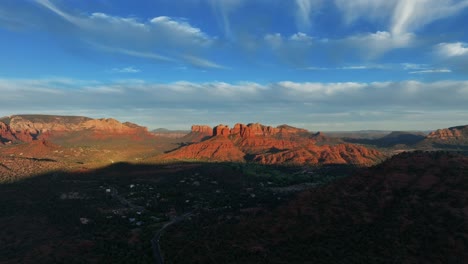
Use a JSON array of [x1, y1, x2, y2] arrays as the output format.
[[436, 42, 468, 57], [433, 42, 468, 73], [344, 31, 414, 58], [111, 66, 141, 73], [290, 32, 313, 42]]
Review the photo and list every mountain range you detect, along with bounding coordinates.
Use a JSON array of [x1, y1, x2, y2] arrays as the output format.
[[1, 114, 468, 181]]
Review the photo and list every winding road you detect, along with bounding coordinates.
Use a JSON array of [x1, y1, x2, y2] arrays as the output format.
[[151, 212, 193, 264]]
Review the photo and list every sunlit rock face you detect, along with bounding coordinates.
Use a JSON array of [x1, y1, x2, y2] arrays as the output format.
[[0, 115, 150, 143], [162, 122, 384, 166]]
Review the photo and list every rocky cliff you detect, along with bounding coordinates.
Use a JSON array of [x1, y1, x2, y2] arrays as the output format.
[[213, 123, 309, 138], [0, 115, 149, 143], [161, 123, 383, 166], [426, 125, 468, 143]]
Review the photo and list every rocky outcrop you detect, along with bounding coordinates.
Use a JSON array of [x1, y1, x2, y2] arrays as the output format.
[[191, 125, 213, 136], [0, 115, 149, 143], [423, 125, 468, 146], [162, 122, 383, 166], [211, 123, 309, 139], [0, 122, 15, 144], [0, 121, 40, 143], [213, 125, 231, 137], [427, 125, 467, 141]]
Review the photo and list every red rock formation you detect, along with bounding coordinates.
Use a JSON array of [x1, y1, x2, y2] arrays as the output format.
[[0, 115, 150, 142], [0, 121, 41, 143], [162, 122, 384, 166], [191, 125, 213, 136], [254, 144, 382, 166], [0, 122, 16, 143], [162, 136, 245, 162], [423, 125, 468, 146], [427, 125, 467, 140], [214, 123, 307, 139], [213, 125, 231, 137]]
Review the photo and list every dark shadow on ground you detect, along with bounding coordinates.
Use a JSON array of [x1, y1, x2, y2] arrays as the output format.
[[0, 161, 356, 264]]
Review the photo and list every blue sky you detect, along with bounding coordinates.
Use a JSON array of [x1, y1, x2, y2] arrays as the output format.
[[1, 0, 468, 131]]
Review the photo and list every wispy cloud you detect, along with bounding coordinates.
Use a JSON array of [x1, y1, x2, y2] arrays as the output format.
[[208, 0, 244, 39], [110, 66, 141, 73], [264, 32, 314, 65], [305, 64, 388, 71], [390, 0, 468, 36], [13, 0, 218, 68], [92, 44, 173, 62], [295, 0, 322, 30], [180, 55, 226, 69], [409, 69, 451, 74], [335, 0, 468, 36]]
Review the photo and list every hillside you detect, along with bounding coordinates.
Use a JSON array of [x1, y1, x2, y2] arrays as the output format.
[[162, 151, 468, 263]]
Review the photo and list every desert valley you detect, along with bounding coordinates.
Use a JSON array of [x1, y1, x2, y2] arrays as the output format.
[[1, 114, 467, 263]]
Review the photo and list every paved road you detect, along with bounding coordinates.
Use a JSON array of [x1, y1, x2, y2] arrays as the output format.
[[151, 212, 193, 264]]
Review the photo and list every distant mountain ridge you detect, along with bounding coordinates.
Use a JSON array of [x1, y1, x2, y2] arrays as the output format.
[[0, 114, 149, 144]]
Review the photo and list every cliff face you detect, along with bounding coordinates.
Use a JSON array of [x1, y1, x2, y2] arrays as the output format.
[[162, 123, 383, 166], [191, 125, 213, 136], [0, 122, 17, 143], [213, 123, 308, 138], [0, 115, 149, 143]]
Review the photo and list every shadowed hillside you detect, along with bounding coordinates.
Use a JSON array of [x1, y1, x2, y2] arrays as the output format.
[[161, 151, 468, 263]]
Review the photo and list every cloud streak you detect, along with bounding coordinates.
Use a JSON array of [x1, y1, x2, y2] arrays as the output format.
[[295, 0, 322, 30], [0, 1, 228, 71]]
